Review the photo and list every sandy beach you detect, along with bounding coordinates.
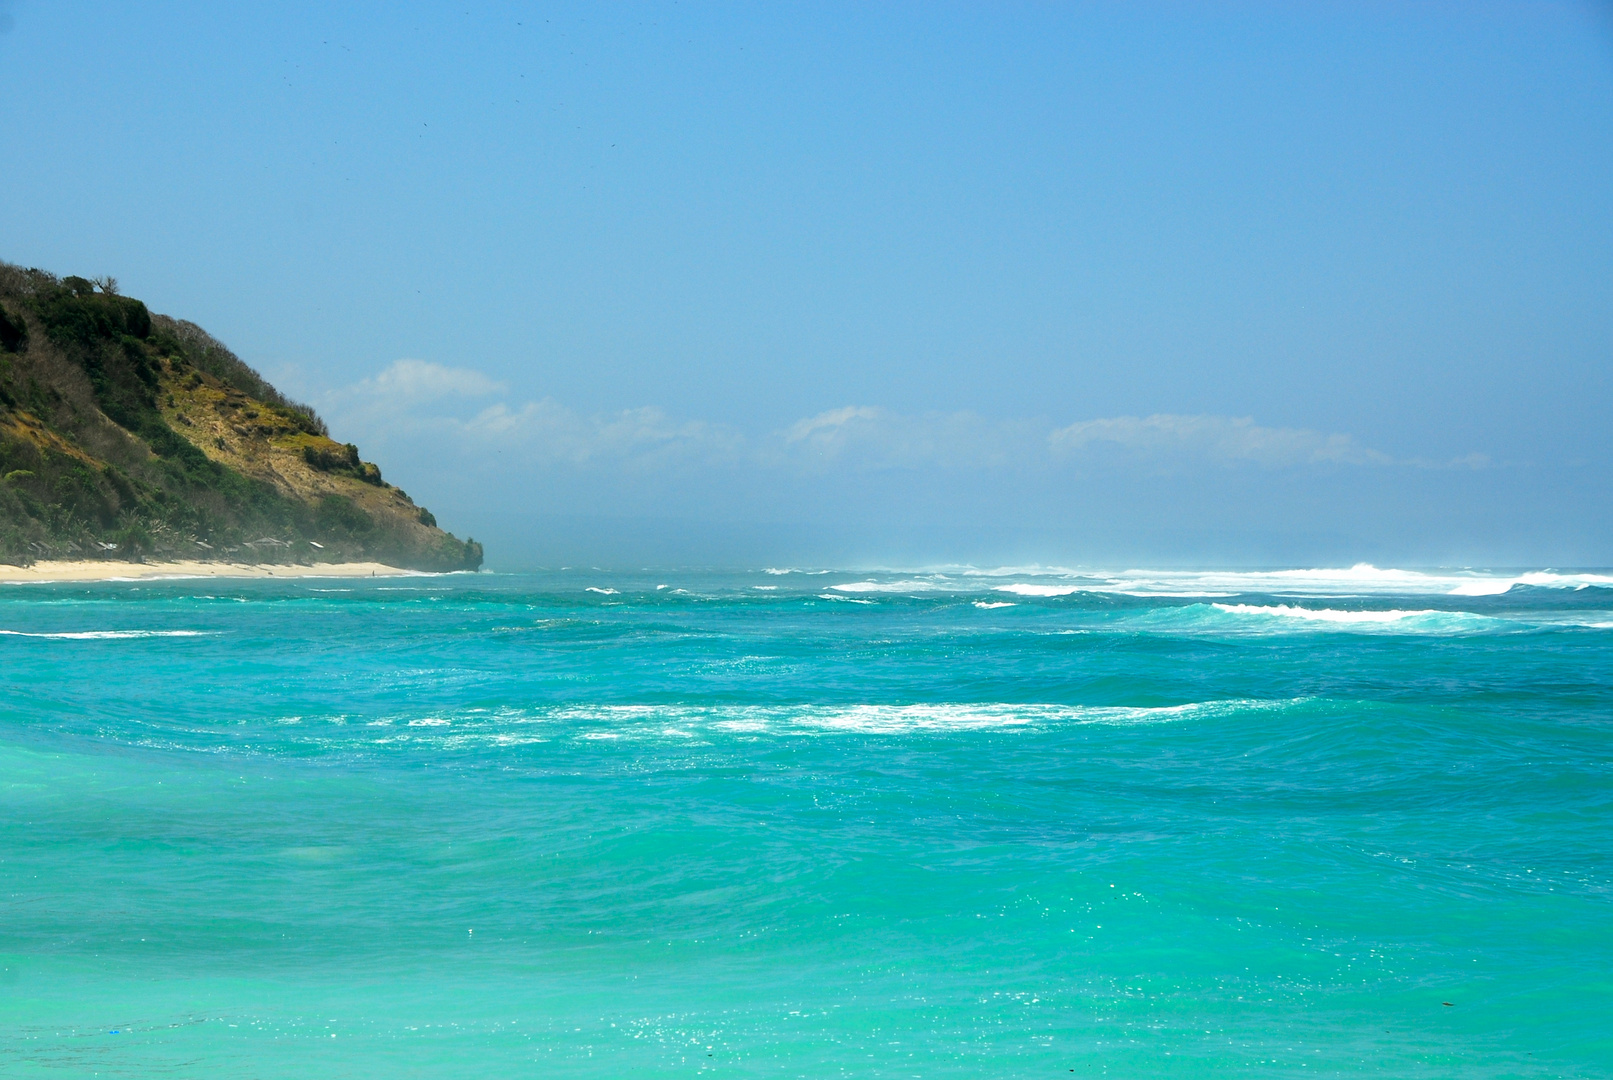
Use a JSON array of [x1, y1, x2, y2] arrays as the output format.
[[0, 560, 419, 584]]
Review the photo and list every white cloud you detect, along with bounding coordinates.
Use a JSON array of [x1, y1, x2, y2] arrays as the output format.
[[458, 400, 744, 468], [778, 408, 1395, 472], [782, 405, 884, 450], [774, 406, 1036, 470], [1048, 414, 1392, 467], [324, 361, 741, 470], [318, 362, 1460, 477], [1404, 451, 1492, 470], [339, 359, 505, 408]]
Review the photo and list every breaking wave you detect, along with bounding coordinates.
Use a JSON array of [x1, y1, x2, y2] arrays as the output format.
[[842, 563, 1613, 599], [1211, 604, 1445, 623], [1176, 603, 1506, 634], [254, 699, 1298, 751], [993, 583, 1084, 597], [830, 580, 948, 594]]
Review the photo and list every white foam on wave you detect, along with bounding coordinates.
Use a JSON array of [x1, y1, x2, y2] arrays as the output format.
[[974, 601, 1016, 609], [236, 699, 1304, 754], [0, 629, 215, 640], [935, 562, 1447, 594], [1446, 571, 1613, 596], [818, 594, 874, 604], [1193, 603, 1518, 635], [830, 580, 945, 594], [901, 562, 1613, 598], [585, 587, 619, 595], [1212, 603, 1442, 623], [546, 700, 1285, 736], [1106, 565, 1512, 597], [771, 699, 1285, 733], [993, 583, 1083, 597]]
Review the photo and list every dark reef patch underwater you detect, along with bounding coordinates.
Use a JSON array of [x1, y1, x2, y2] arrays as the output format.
[[1, 566, 1610, 1077]]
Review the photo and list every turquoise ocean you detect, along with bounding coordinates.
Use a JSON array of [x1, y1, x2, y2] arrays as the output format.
[[2, 565, 1611, 1077]]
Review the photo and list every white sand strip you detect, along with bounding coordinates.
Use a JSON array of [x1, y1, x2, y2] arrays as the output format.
[[0, 560, 418, 584]]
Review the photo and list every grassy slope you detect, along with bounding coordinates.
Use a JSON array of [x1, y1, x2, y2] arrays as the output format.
[[0, 264, 481, 570]]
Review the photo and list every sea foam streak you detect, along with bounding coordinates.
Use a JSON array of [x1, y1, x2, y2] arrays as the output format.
[[1181, 603, 1511, 635], [830, 580, 947, 594], [343, 700, 1294, 745], [1212, 604, 1442, 623], [744, 700, 1277, 733], [938, 563, 1613, 598], [1446, 570, 1613, 596], [993, 583, 1083, 597], [811, 564, 1611, 604]]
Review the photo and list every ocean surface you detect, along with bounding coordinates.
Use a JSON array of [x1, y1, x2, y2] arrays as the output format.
[[2, 564, 1611, 1078]]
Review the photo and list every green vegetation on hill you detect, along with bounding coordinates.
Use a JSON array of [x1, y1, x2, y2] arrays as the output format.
[[0, 263, 482, 570]]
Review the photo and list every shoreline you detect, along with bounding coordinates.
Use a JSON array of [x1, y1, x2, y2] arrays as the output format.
[[0, 559, 419, 584]]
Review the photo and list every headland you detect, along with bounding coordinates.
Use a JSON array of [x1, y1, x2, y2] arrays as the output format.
[[0, 263, 482, 572]]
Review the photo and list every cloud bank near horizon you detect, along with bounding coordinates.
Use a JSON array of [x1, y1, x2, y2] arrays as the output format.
[[262, 357, 1556, 566], [321, 359, 1486, 477]]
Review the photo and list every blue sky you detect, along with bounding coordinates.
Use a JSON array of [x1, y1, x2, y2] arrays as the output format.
[[2, 2, 1610, 567]]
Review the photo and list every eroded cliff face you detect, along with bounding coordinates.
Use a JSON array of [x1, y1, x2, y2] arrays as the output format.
[[0, 264, 481, 570]]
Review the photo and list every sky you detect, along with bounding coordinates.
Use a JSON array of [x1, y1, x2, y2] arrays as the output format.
[[2, 1, 1610, 568]]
